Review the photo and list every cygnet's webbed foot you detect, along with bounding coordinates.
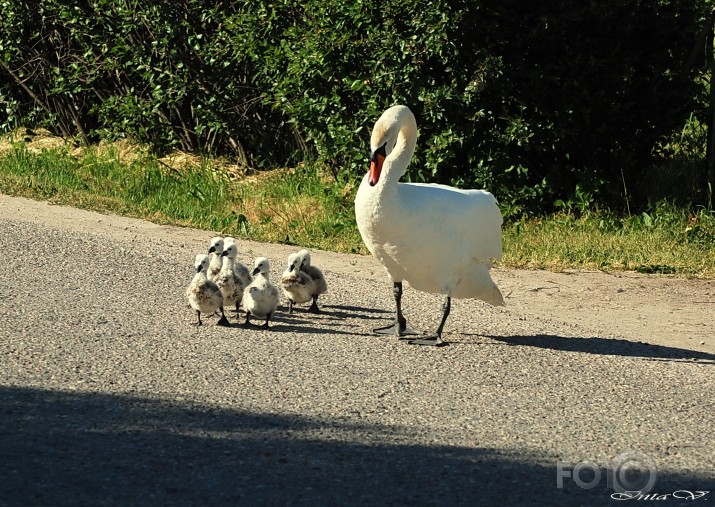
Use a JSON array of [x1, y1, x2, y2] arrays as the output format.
[[262, 312, 274, 329], [308, 298, 321, 314], [373, 319, 420, 337], [216, 315, 231, 327], [407, 334, 449, 347]]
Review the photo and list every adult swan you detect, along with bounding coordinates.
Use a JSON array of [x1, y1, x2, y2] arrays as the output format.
[[354, 105, 504, 346]]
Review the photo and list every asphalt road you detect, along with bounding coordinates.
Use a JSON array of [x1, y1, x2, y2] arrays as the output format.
[[0, 195, 713, 506]]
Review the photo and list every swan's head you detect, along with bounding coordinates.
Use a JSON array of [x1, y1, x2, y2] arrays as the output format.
[[221, 242, 237, 259], [297, 249, 311, 269], [208, 236, 224, 255], [286, 252, 300, 273], [252, 257, 270, 276], [369, 105, 416, 186], [194, 253, 210, 273]]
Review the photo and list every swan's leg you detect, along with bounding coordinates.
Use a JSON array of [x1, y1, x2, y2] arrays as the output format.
[[216, 306, 231, 327], [308, 295, 321, 314], [408, 296, 450, 347], [374, 282, 420, 337]]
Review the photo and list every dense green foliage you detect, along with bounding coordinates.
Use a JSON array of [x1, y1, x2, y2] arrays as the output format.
[[1, 0, 710, 213]]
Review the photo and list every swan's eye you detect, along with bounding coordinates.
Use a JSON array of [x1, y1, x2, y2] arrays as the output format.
[[370, 143, 387, 162]]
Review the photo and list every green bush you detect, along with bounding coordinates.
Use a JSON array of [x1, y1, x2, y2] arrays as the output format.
[[0, 0, 295, 167], [1, 0, 709, 214], [258, 0, 709, 212]]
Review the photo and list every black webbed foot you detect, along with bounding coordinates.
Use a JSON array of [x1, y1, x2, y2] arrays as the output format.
[[373, 320, 420, 337], [407, 335, 448, 347]]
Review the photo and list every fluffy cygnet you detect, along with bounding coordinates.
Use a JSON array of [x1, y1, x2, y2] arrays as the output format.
[[280, 250, 327, 313], [299, 250, 327, 313], [207, 236, 225, 281], [222, 237, 252, 289], [215, 242, 249, 318], [280, 251, 312, 313], [186, 253, 229, 326], [243, 257, 279, 328]]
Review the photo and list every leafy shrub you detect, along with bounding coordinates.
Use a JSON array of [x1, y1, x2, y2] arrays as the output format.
[[1, 0, 709, 214], [258, 0, 709, 212], [0, 0, 295, 167]]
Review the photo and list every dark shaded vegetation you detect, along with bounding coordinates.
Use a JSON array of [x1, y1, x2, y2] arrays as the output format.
[[1, 1, 712, 215]]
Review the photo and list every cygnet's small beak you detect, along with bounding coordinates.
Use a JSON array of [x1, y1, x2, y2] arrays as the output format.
[[196, 265, 202, 273], [208, 246, 216, 254], [221, 251, 228, 257]]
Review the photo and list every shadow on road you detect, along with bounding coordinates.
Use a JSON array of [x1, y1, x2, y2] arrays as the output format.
[[484, 335, 715, 363], [1, 387, 711, 506]]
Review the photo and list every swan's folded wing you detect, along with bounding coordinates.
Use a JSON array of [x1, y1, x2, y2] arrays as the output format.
[[399, 183, 503, 262]]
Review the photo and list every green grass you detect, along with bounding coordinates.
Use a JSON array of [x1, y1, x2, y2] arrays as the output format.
[[0, 142, 364, 253], [1, 142, 714, 277], [503, 207, 715, 277]]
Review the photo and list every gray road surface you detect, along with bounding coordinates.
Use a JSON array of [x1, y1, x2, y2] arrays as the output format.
[[0, 195, 713, 506]]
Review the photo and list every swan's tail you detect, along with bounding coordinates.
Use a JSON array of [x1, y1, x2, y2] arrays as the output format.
[[483, 283, 505, 307]]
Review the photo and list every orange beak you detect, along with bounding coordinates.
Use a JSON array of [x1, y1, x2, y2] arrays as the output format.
[[368, 144, 387, 187], [369, 155, 384, 186]]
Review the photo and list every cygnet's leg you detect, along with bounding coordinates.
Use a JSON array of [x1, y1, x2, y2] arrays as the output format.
[[262, 313, 272, 329], [408, 296, 450, 347], [243, 311, 251, 327], [308, 295, 321, 314], [287, 299, 294, 314], [374, 282, 420, 337], [195, 310, 203, 326], [235, 301, 241, 318], [216, 306, 231, 327]]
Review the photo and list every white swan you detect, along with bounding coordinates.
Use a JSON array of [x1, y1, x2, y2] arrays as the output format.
[[186, 254, 229, 326], [280, 249, 328, 313], [354, 105, 504, 346], [242, 257, 279, 328]]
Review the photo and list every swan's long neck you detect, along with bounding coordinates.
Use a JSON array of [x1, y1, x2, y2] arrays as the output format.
[[380, 112, 417, 190]]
